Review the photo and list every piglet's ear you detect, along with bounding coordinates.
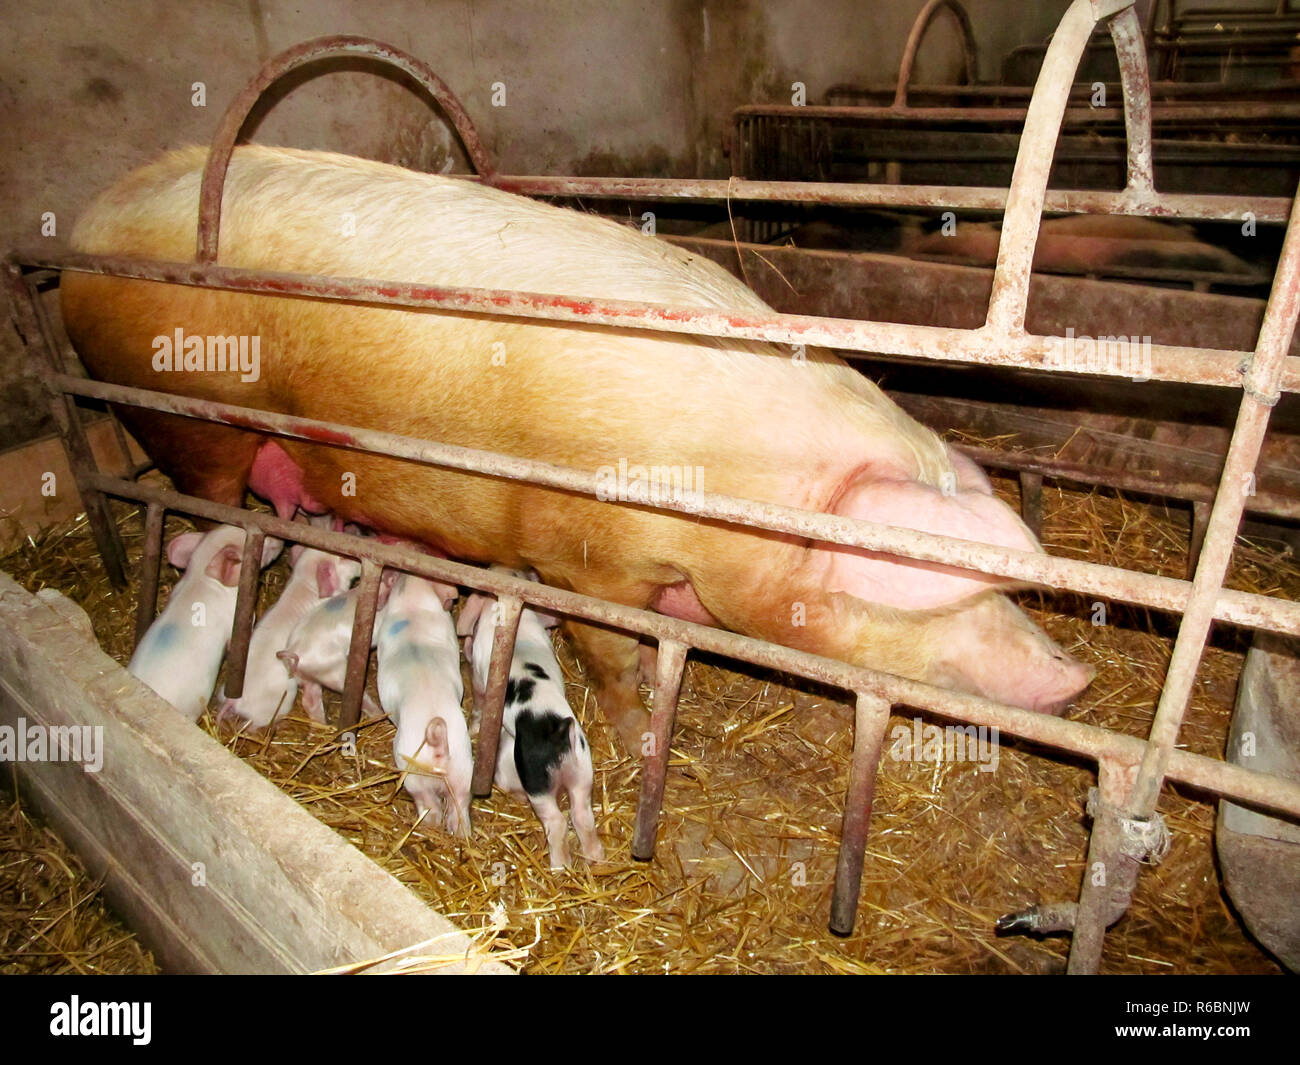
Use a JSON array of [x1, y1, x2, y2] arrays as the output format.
[[207, 544, 246, 588], [166, 531, 205, 570], [431, 580, 459, 611], [259, 537, 284, 568], [314, 559, 338, 598], [820, 479, 1042, 611]]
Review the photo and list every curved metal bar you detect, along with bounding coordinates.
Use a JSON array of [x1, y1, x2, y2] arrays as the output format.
[[983, 0, 1105, 334], [1108, 5, 1156, 196], [196, 35, 495, 263], [893, 0, 979, 108]]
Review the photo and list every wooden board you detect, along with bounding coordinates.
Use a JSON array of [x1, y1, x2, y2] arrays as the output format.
[[0, 571, 511, 975], [0, 415, 145, 555]]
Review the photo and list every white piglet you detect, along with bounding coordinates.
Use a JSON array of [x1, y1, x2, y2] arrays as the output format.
[[129, 525, 282, 721], [277, 583, 384, 721], [458, 572, 603, 869], [219, 543, 361, 729], [376, 574, 474, 838]]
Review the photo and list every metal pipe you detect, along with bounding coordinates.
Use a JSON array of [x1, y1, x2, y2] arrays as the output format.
[[197, 36, 495, 263], [50, 374, 1300, 638], [1129, 179, 1300, 818], [986, 0, 1099, 335], [223, 526, 266, 701], [339, 559, 383, 730], [829, 692, 892, 935], [631, 640, 688, 860], [21, 253, 1300, 392], [893, 0, 979, 109], [80, 471, 1300, 824], [471, 595, 522, 798]]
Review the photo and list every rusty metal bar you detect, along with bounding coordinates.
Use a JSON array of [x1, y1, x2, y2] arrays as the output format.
[[829, 692, 893, 936], [1019, 471, 1045, 540], [4, 264, 128, 588], [1129, 178, 1300, 819], [1108, 4, 1156, 196], [489, 175, 1292, 224], [1189, 500, 1211, 579], [471, 595, 522, 798], [133, 502, 165, 649], [20, 252, 1300, 394], [1066, 755, 1144, 974], [197, 35, 495, 263], [892, 0, 978, 109], [222, 526, 266, 701], [49, 374, 1300, 639], [986, 0, 1100, 336], [79, 472, 1300, 825], [631, 640, 689, 861], [339, 559, 383, 731]]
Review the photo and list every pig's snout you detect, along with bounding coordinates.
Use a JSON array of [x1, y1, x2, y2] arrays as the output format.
[[926, 594, 1096, 716], [1023, 650, 1096, 716]]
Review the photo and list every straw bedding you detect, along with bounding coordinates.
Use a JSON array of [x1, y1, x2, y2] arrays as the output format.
[[1, 462, 1292, 974]]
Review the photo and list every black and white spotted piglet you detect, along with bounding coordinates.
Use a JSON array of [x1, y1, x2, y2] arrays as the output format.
[[458, 572, 603, 869]]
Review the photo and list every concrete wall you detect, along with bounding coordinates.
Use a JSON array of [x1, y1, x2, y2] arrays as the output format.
[[0, 0, 1081, 448]]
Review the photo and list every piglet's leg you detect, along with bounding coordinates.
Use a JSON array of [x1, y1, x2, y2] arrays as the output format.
[[301, 682, 326, 723], [529, 793, 571, 870], [569, 784, 605, 862]]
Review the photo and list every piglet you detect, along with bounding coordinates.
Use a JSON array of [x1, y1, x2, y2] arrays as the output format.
[[458, 570, 603, 869], [218, 541, 362, 730], [277, 581, 385, 721], [376, 573, 474, 838], [129, 525, 282, 721]]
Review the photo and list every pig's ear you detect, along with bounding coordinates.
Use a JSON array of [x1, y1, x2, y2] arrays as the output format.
[[431, 581, 459, 610], [456, 592, 492, 638], [314, 559, 338, 598], [821, 479, 1041, 611], [425, 717, 449, 766], [534, 607, 562, 629], [207, 544, 245, 587], [166, 531, 205, 570]]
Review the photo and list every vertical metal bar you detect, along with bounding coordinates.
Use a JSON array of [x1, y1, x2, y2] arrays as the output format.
[[339, 559, 383, 730], [1129, 184, 1300, 818], [829, 692, 893, 936], [632, 639, 689, 860], [1108, 5, 1156, 196], [134, 502, 165, 649], [471, 594, 522, 798], [222, 526, 265, 701], [1188, 499, 1211, 578], [1067, 755, 1143, 974], [1020, 470, 1045, 539], [3, 263, 129, 587]]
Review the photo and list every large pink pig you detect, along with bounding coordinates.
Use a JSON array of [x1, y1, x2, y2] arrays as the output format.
[[61, 146, 1094, 751]]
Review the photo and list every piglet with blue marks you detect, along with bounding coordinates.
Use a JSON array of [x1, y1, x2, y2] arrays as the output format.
[[276, 579, 385, 721], [218, 537, 362, 730], [129, 524, 283, 721], [458, 570, 604, 869], [376, 573, 474, 838]]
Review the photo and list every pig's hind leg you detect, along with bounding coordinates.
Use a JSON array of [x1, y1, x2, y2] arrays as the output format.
[[563, 621, 648, 754]]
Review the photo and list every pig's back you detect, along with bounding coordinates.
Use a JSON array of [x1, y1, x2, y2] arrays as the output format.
[[67, 146, 954, 495]]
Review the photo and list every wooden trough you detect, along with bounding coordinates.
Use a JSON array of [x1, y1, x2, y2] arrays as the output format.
[[0, 570, 510, 975]]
